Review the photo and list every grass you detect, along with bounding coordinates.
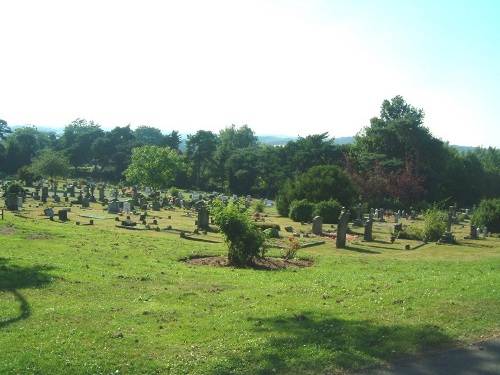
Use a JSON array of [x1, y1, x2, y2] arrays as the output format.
[[1, 199, 500, 374]]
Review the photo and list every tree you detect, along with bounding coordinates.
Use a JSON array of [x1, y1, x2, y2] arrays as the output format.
[[0, 119, 12, 140], [3, 126, 52, 174], [134, 125, 164, 146], [472, 198, 500, 233], [276, 165, 356, 217], [123, 146, 184, 191], [57, 119, 105, 171], [213, 125, 259, 191], [31, 149, 71, 182], [185, 130, 219, 189], [161, 130, 182, 150]]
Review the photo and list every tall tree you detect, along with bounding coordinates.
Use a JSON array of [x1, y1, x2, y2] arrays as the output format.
[[134, 125, 164, 146], [161, 130, 182, 151], [0, 119, 12, 139], [58, 119, 104, 171], [185, 130, 219, 189], [31, 149, 71, 182], [214, 124, 259, 191], [123, 146, 184, 192]]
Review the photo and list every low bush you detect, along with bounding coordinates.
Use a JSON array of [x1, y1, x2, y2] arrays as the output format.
[[289, 199, 314, 222], [472, 198, 500, 233], [312, 199, 342, 224]]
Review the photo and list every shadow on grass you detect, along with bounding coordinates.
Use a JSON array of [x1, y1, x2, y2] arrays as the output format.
[[0, 257, 55, 328], [344, 245, 382, 254], [210, 312, 455, 375]]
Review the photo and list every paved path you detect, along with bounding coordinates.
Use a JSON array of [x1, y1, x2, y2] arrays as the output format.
[[363, 336, 500, 374]]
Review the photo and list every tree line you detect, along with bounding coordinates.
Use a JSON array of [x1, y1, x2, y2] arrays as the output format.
[[1, 96, 500, 211]]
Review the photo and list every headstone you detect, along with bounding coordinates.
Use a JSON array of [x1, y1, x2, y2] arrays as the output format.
[[336, 208, 350, 249], [6, 193, 19, 211], [58, 209, 68, 221], [123, 201, 131, 213], [394, 212, 399, 223], [99, 186, 105, 201], [441, 206, 455, 243], [369, 208, 374, 221], [470, 225, 477, 239], [312, 216, 323, 235], [197, 205, 210, 229], [108, 201, 120, 214], [44, 208, 54, 217], [152, 201, 161, 211], [174, 198, 181, 208], [363, 219, 373, 242], [483, 227, 488, 238], [17, 196, 23, 208], [41, 186, 49, 200], [81, 197, 90, 208]]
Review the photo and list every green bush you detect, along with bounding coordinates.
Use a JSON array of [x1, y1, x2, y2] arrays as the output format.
[[397, 225, 424, 241], [210, 200, 265, 266], [312, 199, 342, 224], [289, 199, 314, 222], [423, 207, 447, 241], [253, 222, 281, 231], [472, 198, 500, 233], [252, 200, 265, 213], [7, 182, 23, 195], [170, 187, 180, 198]]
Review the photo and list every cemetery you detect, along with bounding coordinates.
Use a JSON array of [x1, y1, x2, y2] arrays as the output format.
[[1, 180, 500, 374]]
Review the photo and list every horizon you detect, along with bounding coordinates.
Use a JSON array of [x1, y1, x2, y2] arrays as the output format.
[[1, 1, 499, 148]]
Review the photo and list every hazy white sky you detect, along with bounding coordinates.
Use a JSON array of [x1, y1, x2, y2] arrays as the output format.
[[1, 0, 499, 147]]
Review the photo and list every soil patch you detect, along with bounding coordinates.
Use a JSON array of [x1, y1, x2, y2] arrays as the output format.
[[25, 233, 53, 240], [0, 227, 18, 235], [185, 256, 314, 270]]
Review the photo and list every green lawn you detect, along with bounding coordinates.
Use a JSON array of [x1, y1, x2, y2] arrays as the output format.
[[1, 203, 499, 374]]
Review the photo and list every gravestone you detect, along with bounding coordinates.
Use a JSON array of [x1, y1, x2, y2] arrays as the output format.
[[152, 201, 161, 211], [369, 208, 374, 221], [123, 201, 131, 213], [41, 186, 49, 200], [99, 186, 105, 201], [312, 216, 323, 234], [336, 208, 350, 249], [69, 185, 75, 198], [394, 212, 399, 223], [483, 227, 488, 238], [197, 205, 210, 229], [441, 206, 455, 243], [470, 225, 478, 239], [108, 201, 120, 214], [174, 198, 181, 208], [363, 219, 373, 242], [353, 203, 364, 226], [58, 209, 68, 221], [17, 196, 23, 208], [81, 197, 90, 208], [6, 193, 19, 211]]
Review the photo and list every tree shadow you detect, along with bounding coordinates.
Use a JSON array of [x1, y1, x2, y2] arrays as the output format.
[[344, 245, 381, 254], [209, 312, 455, 374], [0, 257, 55, 328]]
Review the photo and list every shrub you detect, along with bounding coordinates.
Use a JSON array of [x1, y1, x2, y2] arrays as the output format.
[[252, 200, 265, 213], [253, 222, 281, 231], [289, 199, 314, 222], [423, 207, 447, 241], [7, 182, 23, 195], [170, 187, 180, 198], [312, 199, 342, 224], [472, 198, 500, 233], [210, 199, 265, 266], [397, 225, 424, 241]]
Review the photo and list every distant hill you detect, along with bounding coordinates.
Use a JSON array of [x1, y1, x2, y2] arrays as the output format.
[[257, 135, 354, 146]]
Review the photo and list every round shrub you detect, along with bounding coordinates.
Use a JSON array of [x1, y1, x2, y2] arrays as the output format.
[[312, 199, 342, 224], [423, 207, 447, 241], [289, 199, 314, 222], [472, 198, 500, 233]]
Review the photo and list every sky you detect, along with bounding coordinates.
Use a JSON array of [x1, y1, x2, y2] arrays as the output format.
[[1, 0, 499, 147]]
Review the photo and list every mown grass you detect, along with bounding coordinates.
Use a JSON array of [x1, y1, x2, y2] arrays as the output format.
[[1, 202, 500, 374]]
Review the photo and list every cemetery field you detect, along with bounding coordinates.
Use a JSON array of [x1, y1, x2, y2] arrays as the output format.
[[1, 203, 500, 374]]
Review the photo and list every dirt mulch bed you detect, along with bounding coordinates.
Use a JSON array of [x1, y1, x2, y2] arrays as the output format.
[[185, 256, 314, 270], [0, 227, 18, 235]]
